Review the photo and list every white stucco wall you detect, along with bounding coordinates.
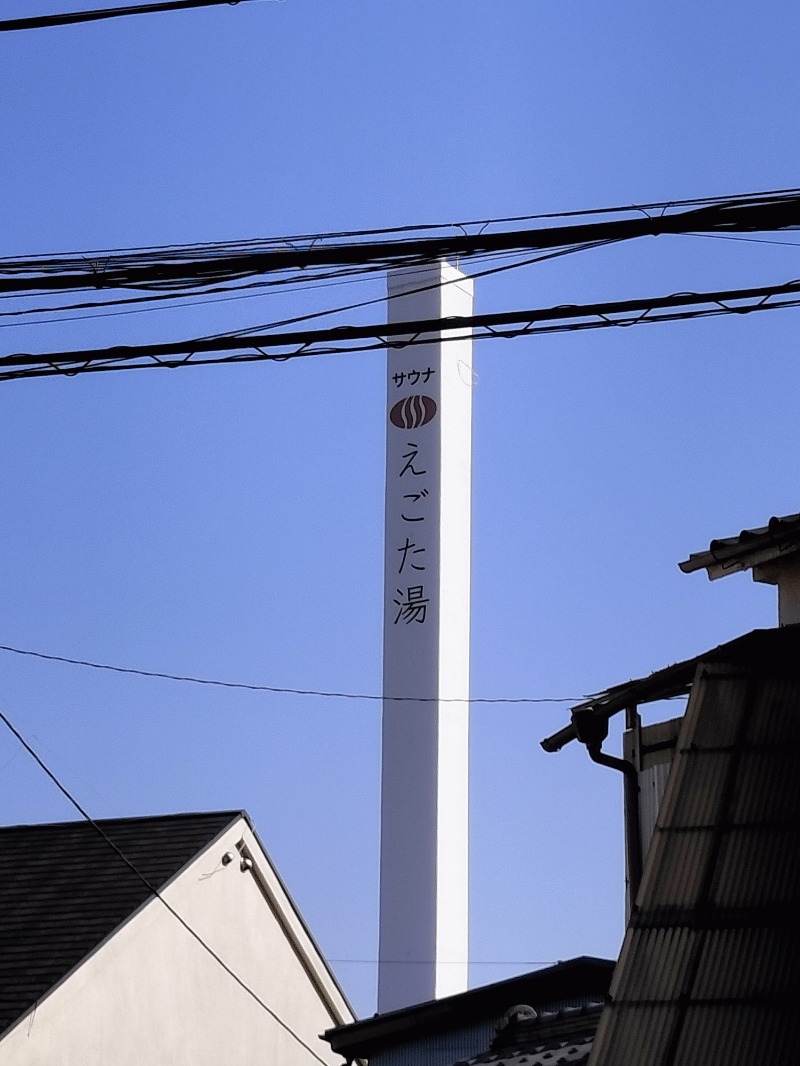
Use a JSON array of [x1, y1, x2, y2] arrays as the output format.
[[0, 817, 353, 1066]]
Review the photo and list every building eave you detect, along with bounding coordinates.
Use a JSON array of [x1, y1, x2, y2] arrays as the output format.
[[323, 957, 614, 1059], [678, 511, 800, 578], [541, 625, 800, 753]]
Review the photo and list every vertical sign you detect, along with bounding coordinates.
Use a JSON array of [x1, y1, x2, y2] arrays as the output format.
[[378, 261, 473, 1013]]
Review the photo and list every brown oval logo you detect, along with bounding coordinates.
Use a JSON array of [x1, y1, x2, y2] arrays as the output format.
[[389, 394, 437, 429]]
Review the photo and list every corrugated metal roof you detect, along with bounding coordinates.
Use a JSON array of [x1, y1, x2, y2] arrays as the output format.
[[541, 625, 800, 753], [588, 639, 800, 1066], [0, 810, 241, 1037], [678, 511, 800, 576]]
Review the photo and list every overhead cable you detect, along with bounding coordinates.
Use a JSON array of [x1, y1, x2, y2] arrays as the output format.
[[200, 242, 612, 343], [2, 189, 799, 296], [0, 0, 260, 33], [0, 705, 330, 1066], [329, 957, 559, 966], [2, 277, 799, 381], [4, 184, 798, 278], [0, 644, 583, 704], [0, 247, 554, 328]]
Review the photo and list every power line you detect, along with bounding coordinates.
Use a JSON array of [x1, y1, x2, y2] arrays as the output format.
[[201, 242, 613, 344], [0, 260, 397, 328], [0, 0, 262, 33], [0, 705, 331, 1065], [330, 958, 559, 966], [4, 185, 798, 279], [0, 700, 565, 1017], [2, 189, 799, 296], [5, 185, 799, 269], [0, 247, 554, 331], [687, 232, 800, 250], [3, 277, 799, 381], [0, 644, 583, 704], [0, 245, 552, 338], [7, 222, 799, 333]]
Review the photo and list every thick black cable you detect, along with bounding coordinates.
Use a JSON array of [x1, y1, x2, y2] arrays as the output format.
[[0, 0, 260, 33], [4, 186, 798, 280], [4, 293, 798, 381], [0, 644, 582, 703], [202, 241, 616, 343], [3, 278, 799, 378], [0, 247, 541, 330], [0, 264, 386, 323], [4, 224, 796, 332], [2, 191, 799, 296], [0, 705, 331, 1065]]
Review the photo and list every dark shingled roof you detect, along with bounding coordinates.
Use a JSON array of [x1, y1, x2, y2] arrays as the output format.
[[462, 1004, 604, 1066], [0, 810, 242, 1037], [324, 957, 614, 1060]]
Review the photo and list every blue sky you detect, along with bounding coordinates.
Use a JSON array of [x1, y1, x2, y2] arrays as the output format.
[[1, 0, 799, 1018]]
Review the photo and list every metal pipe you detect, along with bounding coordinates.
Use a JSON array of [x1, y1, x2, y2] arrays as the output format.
[[585, 743, 643, 908], [570, 706, 643, 908]]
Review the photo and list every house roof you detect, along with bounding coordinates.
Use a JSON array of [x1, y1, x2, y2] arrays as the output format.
[[540, 624, 800, 753], [587, 630, 800, 1066], [462, 1004, 604, 1066], [324, 958, 614, 1060], [0, 809, 243, 1037], [678, 510, 800, 578]]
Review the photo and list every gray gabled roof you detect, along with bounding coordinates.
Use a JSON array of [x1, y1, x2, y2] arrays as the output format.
[[678, 511, 800, 578], [588, 632, 800, 1066], [0, 810, 243, 1037]]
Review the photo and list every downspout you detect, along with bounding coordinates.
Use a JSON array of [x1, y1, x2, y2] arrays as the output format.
[[571, 706, 643, 907]]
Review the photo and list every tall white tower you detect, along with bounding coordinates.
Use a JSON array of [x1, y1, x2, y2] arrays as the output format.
[[378, 261, 473, 1013]]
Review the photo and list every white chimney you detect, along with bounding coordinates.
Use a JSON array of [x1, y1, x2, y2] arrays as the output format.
[[378, 261, 473, 1013]]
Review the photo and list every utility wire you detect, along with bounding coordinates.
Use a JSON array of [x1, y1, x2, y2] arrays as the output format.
[[687, 232, 800, 250], [10, 222, 800, 332], [3, 277, 799, 381], [0, 247, 548, 330], [0, 705, 331, 1066], [4, 185, 798, 281], [201, 241, 615, 343], [330, 958, 559, 966], [0, 644, 583, 704], [0, 0, 261, 33], [0, 701, 567, 994], [2, 189, 799, 295], [0, 260, 394, 325]]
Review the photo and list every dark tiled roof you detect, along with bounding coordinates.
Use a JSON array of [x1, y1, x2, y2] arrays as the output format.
[[0, 810, 241, 1037], [678, 511, 800, 575], [462, 1005, 604, 1066], [324, 958, 614, 1059], [589, 639, 800, 1066]]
